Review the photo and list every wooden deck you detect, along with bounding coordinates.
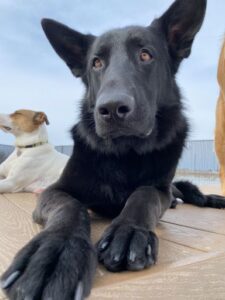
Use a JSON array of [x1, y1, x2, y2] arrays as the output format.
[[0, 185, 225, 300]]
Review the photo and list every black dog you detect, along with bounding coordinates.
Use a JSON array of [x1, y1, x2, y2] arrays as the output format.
[[2, 0, 225, 299]]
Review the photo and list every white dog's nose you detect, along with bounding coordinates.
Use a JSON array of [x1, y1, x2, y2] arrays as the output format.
[[0, 114, 12, 132]]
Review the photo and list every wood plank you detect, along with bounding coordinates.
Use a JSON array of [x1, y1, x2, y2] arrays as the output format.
[[0, 194, 40, 299], [91, 208, 225, 288], [91, 216, 205, 288], [162, 185, 225, 235], [0, 289, 7, 300], [91, 208, 225, 255], [79, 187, 225, 293], [0, 194, 41, 274], [4, 193, 37, 216], [162, 204, 225, 235], [90, 253, 225, 300], [158, 221, 225, 252], [0, 198, 204, 296], [0, 292, 7, 300], [2, 184, 223, 218], [93, 239, 205, 289], [1, 189, 225, 299]]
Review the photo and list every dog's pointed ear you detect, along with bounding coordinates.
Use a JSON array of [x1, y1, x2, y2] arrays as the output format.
[[153, 0, 206, 64], [33, 112, 50, 126], [41, 19, 96, 77]]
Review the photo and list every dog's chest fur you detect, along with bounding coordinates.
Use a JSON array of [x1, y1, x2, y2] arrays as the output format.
[[60, 129, 186, 217]]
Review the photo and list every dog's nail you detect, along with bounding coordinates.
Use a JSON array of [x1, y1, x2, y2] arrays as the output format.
[[146, 129, 152, 136], [24, 296, 33, 300], [1, 271, 21, 289], [99, 241, 108, 251], [129, 251, 136, 263], [147, 257, 155, 266], [147, 245, 151, 256], [74, 281, 84, 300], [112, 254, 121, 263]]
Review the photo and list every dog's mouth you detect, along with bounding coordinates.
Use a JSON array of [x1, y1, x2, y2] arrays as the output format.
[[99, 128, 153, 140]]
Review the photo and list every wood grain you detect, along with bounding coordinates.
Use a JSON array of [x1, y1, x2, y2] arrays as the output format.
[[162, 204, 225, 235], [158, 221, 225, 252], [0, 186, 225, 299], [4, 193, 38, 215], [0, 195, 40, 272], [90, 253, 225, 300], [0, 194, 41, 299]]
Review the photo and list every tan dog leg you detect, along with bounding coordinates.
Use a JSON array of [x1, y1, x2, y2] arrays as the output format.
[[220, 166, 225, 195]]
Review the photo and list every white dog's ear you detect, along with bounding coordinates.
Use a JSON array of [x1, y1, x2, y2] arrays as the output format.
[[33, 112, 50, 125], [41, 18, 96, 77]]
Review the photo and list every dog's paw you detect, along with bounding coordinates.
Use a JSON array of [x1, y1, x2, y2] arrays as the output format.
[[1, 231, 96, 300], [97, 222, 158, 272], [170, 198, 178, 209]]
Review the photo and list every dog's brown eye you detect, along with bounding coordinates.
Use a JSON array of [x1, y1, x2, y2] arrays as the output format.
[[93, 58, 103, 70], [140, 50, 152, 62]]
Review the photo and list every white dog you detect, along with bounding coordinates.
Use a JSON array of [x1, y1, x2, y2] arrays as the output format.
[[0, 109, 69, 193]]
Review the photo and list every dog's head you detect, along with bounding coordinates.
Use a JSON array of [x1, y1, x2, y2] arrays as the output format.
[[42, 0, 206, 147], [0, 110, 49, 136]]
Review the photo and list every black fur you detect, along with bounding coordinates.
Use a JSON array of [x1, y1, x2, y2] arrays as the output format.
[[173, 181, 225, 208], [2, 1, 223, 300]]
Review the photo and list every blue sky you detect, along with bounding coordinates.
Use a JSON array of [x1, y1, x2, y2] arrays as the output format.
[[0, 0, 224, 145]]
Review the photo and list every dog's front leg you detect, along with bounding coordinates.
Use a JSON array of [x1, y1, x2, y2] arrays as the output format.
[[0, 164, 6, 179], [1, 184, 97, 300], [0, 178, 14, 193], [0, 175, 27, 193], [0, 151, 16, 180], [97, 186, 171, 272], [0, 171, 36, 193]]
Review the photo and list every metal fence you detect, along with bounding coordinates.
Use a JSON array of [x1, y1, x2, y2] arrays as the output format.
[[0, 140, 220, 173], [0, 144, 14, 163], [178, 140, 219, 173], [55, 145, 73, 156]]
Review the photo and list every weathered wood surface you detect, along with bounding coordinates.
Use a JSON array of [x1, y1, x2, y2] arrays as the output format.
[[0, 185, 224, 299]]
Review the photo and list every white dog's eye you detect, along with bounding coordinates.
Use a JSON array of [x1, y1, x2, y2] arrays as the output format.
[[3, 126, 11, 131]]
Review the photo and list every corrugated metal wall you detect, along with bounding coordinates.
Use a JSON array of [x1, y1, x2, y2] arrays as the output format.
[[178, 140, 219, 173], [55, 145, 73, 156], [0, 144, 14, 163], [0, 140, 220, 173]]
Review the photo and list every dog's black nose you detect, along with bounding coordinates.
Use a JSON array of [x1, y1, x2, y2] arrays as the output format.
[[97, 98, 134, 120]]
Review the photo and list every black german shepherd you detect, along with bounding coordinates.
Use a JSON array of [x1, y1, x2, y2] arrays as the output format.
[[2, 0, 225, 299]]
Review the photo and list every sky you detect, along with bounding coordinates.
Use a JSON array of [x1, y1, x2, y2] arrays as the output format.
[[0, 0, 224, 146]]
